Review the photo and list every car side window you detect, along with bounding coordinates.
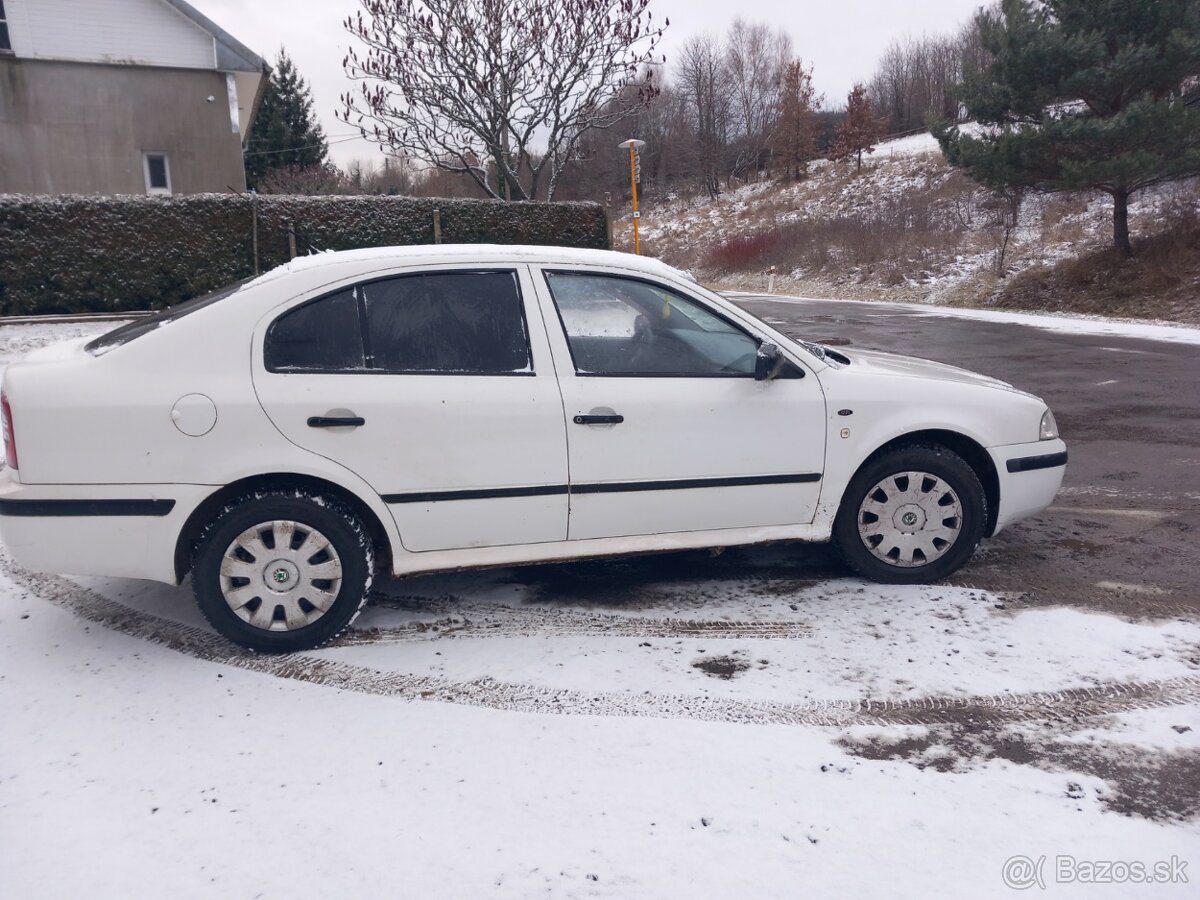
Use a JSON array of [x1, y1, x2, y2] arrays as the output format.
[[265, 289, 365, 371], [362, 271, 531, 374], [544, 272, 759, 376], [265, 270, 532, 375]]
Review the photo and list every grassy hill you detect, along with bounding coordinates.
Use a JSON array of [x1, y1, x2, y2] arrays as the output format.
[[615, 132, 1200, 325]]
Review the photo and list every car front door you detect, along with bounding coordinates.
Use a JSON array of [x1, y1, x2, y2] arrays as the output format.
[[533, 268, 827, 541], [252, 266, 568, 552]]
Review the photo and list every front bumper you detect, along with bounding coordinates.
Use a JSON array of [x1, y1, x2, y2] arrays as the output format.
[[988, 438, 1068, 535]]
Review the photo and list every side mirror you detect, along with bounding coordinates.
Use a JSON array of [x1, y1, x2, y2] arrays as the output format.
[[755, 343, 786, 382]]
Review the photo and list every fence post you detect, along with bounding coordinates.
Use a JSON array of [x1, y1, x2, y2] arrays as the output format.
[[604, 192, 613, 248], [432, 208, 442, 244], [250, 190, 259, 275], [287, 220, 297, 260]]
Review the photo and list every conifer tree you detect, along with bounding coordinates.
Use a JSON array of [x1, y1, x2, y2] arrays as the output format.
[[245, 48, 329, 190], [935, 0, 1200, 255]]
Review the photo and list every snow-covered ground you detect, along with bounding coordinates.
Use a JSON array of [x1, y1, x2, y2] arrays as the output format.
[[873, 123, 987, 158], [2, 320, 1197, 898], [4, 554, 1198, 899]]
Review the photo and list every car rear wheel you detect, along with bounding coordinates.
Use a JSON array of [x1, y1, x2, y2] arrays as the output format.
[[191, 490, 374, 652], [833, 445, 986, 584]]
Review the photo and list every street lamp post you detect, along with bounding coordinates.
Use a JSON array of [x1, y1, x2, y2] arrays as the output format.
[[618, 139, 646, 255]]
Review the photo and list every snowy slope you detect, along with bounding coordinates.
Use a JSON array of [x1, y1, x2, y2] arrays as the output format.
[[618, 129, 1199, 316]]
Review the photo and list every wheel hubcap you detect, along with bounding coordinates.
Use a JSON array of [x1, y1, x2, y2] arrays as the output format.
[[218, 520, 343, 632], [857, 471, 963, 568]]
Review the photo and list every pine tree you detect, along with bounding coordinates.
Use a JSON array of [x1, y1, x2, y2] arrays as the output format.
[[934, 0, 1200, 256], [831, 84, 885, 172], [772, 60, 821, 180], [244, 48, 329, 190]]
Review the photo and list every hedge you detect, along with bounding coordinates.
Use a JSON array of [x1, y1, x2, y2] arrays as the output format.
[[0, 194, 610, 315]]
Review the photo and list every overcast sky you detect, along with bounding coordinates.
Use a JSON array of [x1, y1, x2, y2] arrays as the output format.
[[190, 0, 985, 169]]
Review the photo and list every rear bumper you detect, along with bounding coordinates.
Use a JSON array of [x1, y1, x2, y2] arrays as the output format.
[[0, 471, 211, 584], [989, 439, 1067, 535]]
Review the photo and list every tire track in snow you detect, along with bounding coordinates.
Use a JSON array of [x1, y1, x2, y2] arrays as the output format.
[[8, 551, 1199, 727], [347, 604, 815, 643]]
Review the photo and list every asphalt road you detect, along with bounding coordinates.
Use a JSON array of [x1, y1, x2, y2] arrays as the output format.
[[731, 294, 1200, 620]]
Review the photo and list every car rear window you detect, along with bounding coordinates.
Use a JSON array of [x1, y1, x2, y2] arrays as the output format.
[[264, 270, 532, 375], [85, 277, 255, 355], [363, 271, 530, 374]]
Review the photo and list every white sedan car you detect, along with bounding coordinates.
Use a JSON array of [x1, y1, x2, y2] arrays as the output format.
[[0, 246, 1066, 651]]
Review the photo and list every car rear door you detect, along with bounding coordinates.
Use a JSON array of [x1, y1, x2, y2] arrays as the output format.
[[532, 267, 827, 541], [252, 266, 568, 552]]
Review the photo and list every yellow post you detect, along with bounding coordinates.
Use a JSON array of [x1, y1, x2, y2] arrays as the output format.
[[618, 139, 646, 255], [628, 144, 641, 255]]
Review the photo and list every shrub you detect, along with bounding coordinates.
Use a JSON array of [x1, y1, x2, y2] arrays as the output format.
[[703, 194, 968, 283], [704, 232, 782, 270], [0, 194, 609, 315]]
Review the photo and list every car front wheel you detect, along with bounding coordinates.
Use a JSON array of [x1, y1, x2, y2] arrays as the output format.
[[191, 490, 375, 652], [833, 444, 986, 584]]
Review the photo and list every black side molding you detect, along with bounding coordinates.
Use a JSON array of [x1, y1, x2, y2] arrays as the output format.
[[383, 484, 570, 504], [0, 498, 176, 517], [571, 473, 821, 494], [382, 473, 822, 504], [1006, 450, 1069, 474]]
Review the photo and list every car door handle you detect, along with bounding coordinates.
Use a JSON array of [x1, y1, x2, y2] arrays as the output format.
[[573, 414, 624, 425], [307, 416, 366, 428]]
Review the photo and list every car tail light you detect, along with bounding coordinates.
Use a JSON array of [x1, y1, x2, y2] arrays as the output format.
[[1, 389, 17, 470]]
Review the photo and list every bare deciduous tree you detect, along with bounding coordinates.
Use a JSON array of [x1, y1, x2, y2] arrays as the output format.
[[867, 12, 993, 135], [724, 19, 792, 178], [341, 0, 666, 201], [675, 34, 732, 197]]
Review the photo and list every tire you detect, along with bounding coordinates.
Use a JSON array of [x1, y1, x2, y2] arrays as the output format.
[[833, 444, 986, 584], [191, 490, 375, 653]]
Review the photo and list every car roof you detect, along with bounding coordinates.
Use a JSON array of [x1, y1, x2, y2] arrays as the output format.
[[253, 244, 695, 285]]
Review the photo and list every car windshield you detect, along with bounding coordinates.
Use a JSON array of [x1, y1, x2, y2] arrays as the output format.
[[84, 277, 255, 355]]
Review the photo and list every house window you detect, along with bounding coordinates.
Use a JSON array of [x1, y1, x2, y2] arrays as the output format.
[[143, 153, 171, 195], [0, 1, 12, 53]]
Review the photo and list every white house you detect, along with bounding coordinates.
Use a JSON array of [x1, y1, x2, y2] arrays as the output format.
[[0, 0, 267, 194]]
